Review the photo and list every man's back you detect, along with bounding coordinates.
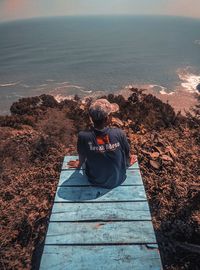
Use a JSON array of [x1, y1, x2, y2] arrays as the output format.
[[78, 127, 130, 189]]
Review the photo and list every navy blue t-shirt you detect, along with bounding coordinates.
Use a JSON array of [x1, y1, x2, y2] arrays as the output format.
[[77, 127, 130, 189]]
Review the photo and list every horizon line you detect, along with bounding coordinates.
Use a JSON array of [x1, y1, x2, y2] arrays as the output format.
[[1, 13, 200, 24]]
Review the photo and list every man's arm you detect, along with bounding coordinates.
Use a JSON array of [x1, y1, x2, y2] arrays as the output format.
[[129, 154, 137, 166], [120, 130, 136, 167], [67, 132, 86, 168], [67, 156, 85, 169]]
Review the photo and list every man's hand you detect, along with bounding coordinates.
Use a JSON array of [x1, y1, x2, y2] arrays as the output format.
[[67, 159, 80, 168], [129, 155, 137, 166]]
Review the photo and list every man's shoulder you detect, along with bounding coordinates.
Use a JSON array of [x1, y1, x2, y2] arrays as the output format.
[[78, 130, 93, 138], [108, 127, 124, 136], [79, 127, 125, 138]]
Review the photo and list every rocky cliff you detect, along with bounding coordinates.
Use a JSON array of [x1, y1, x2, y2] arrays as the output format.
[[0, 89, 199, 270]]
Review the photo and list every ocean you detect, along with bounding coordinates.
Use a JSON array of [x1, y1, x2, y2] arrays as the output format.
[[0, 15, 200, 114]]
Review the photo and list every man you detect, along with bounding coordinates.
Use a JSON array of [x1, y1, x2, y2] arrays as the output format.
[[68, 98, 136, 189]]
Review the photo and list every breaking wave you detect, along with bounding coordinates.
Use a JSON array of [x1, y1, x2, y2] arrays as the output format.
[[49, 81, 94, 102], [124, 84, 174, 95], [177, 67, 200, 93], [0, 81, 20, 87], [194, 40, 200, 45], [54, 94, 74, 102], [149, 84, 174, 95]]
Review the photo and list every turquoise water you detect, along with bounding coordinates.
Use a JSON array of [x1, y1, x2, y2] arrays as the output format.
[[0, 15, 200, 114]]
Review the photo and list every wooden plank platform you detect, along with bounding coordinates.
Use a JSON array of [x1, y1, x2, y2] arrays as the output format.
[[39, 155, 162, 270], [50, 201, 151, 221], [59, 169, 143, 186], [55, 185, 147, 202], [41, 245, 161, 270]]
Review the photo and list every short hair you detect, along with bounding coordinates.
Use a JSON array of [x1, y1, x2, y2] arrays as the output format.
[[90, 114, 107, 126], [89, 99, 119, 123]]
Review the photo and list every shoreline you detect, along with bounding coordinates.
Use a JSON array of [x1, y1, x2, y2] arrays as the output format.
[[119, 85, 198, 114], [0, 89, 197, 116], [1, 76, 199, 116], [145, 88, 198, 114]]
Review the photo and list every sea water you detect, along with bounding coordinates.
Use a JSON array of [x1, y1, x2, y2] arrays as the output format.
[[0, 15, 200, 114]]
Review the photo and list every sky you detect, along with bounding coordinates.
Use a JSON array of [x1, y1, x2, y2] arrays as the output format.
[[0, 0, 200, 22]]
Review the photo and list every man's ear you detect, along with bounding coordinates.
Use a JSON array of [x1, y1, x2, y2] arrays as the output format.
[[107, 115, 112, 123], [89, 116, 94, 125]]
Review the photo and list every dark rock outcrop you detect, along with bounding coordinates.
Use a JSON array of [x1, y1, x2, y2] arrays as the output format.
[[10, 94, 58, 115], [196, 83, 200, 92]]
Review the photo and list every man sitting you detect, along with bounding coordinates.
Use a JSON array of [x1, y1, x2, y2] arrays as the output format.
[[68, 99, 136, 189]]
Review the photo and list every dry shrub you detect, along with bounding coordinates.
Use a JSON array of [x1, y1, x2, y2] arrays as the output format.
[[36, 108, 76, 145], [0, 91, 200, 270]]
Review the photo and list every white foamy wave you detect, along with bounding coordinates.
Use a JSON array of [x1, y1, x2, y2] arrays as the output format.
[[79, 89, 92, 93], [55, 81, 69, 85], [194, 40, 200, 45], [46, 79, 55, 82], [54, 94, 74, 103], [50, 81, 92, 92], [149, 84, 175, 95], [20, 84, 30, 88], [65, 84, 85, 90], [125, 84, 174, 95], [38, 83, 48, 87], [54, 83, 92, 93], [178, 68, 200, 93], [0, 81, 20, 87]]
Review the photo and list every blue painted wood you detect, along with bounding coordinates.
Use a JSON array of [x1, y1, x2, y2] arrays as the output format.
[[58, 169, 143, 186], [40, 245, 162, 270], [39, 155, 163, 270], [50, 202, 151, 221], [55, 185, 147, 202], [45, 221, 157, 244], [62, 155, 139, 170]]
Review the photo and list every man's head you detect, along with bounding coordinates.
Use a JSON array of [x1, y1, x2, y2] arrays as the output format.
[[89, 99, 119, 128]]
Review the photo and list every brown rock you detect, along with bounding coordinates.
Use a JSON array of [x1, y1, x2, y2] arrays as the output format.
[[149, 160, 161, 169], [161, 155, 174, 162]]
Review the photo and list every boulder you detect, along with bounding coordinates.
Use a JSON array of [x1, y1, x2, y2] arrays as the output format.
[[196, 83, 200, 92]]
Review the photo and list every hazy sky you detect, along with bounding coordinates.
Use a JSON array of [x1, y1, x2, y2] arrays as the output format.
[[0, 0, 200, 22]]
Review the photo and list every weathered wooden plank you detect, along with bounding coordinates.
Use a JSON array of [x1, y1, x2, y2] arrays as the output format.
[[62, 155, 139, 170], [50, 201, 151, 221], [45, 221, 157, 244], [55, 185, 147, 202], [40, 155, 163, 269], [40, 245, 162, 270], [58, 169, 143, 186]]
